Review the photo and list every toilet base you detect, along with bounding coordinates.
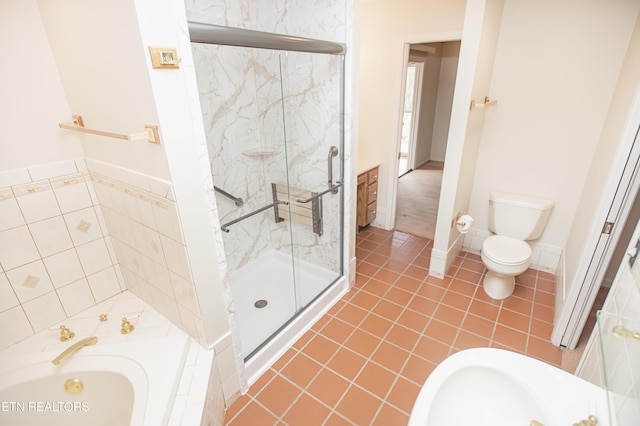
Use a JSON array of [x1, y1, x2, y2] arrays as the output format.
[[483, 271, 515, 300]]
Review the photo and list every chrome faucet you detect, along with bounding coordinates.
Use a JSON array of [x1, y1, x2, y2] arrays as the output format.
[[51, 336, 98, 365]]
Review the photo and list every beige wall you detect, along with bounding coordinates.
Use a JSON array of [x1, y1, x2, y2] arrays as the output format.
[[467, 0, 640, 248], [359, 0, 640, 255], [0, 0, 83, 173], [36, 0, 171, 180], [431, 41, 460, 162], [358, 0, 467, 226]]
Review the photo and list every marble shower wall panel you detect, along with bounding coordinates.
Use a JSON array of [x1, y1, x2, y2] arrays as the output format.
[[249, 0, 346, 42], [185, 0, 346, 40], [273, 52, 342, 272], [193, 43, 289, 272]]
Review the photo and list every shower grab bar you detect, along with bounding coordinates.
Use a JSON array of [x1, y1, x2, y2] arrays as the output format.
[[214, 186, 244, 206], [328, 146, 339, 194], [296, 182, 343, 204], [220, 200, 288, 232]]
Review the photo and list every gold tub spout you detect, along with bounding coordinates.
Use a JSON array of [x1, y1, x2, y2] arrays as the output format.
[[52, 336, 98, 365]]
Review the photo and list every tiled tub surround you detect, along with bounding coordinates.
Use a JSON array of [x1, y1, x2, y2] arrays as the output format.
[[0, 159, 123, 349], [0, 158, 211, 351], [87, 158, 209, 347], [0, 291, 222, 426]]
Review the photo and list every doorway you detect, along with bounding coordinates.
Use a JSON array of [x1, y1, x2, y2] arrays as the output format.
[[393, 41, 461, 240]]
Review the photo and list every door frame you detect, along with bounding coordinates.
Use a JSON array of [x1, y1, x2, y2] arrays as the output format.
[[387, 34, 461, 230], [551, 86, 640, 349]]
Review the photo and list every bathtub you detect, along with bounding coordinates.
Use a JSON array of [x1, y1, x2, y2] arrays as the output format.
[[409, 348, 609, 426], [0, 334, 189, 426]]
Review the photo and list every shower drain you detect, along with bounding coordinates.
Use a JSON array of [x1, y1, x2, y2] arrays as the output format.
[[254, 299, 268, 309]]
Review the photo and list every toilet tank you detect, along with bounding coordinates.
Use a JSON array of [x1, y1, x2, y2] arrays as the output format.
[[488, 192, 554, 240]]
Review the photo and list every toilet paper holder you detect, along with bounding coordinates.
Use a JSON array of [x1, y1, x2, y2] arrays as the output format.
[[454, 214, 474, 234]]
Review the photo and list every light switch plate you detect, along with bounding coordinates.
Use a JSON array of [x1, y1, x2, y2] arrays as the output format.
[[149, 47, 179, 69]]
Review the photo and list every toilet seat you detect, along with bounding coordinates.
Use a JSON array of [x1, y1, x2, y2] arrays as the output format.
[[482, 235, 531, 266]]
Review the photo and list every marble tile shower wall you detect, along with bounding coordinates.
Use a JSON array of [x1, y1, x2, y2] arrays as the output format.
[[269, 51, 342, 271], [192, 43, 342, 274], [0, 159, 123, 349]]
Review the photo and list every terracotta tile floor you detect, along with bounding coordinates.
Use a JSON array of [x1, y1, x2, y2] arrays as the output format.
[[224, 227, 562, 425]]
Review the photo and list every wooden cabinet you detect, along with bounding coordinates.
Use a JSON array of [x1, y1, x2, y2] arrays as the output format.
[[357, 166, 379, 229]]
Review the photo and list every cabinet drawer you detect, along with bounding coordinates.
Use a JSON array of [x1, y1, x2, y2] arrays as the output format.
[[367, 181, 378, 204], [367, 167, 379, 184], [357, 172, 367, 185], [366, 203, 377, 223]]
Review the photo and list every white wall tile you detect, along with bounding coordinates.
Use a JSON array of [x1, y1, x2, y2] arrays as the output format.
[[52, 178, 93, 213], [57, 279, 96, 317], [0, 226, 40, 270], [153, 202, 174, 237], [22, 291, 66, 332], [0, 272, 19, 312], [0, 193, 25, 231], [43, 249, 85, 288], [147, 263, 173, 297], [87, 267, 121, 302], [28, 160, 78, 181], [0, 306, 34, 348], [75, 158, 88, 172], [29, 216, 74, 257], [216, 342, 239, 382], [77, 238, 113, 276], [148, 177, 173, 199], [63, 207, 103, 245], [142, 227, 165, 264], [171, 271, 200, 315], [0, 168, 31, 188], [6, 260, 55, 304], [136, 196, 158, 230], [161, 235, 192, 280], [14, 184, 61, 223]]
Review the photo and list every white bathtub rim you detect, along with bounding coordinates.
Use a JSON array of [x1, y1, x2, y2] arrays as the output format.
[[0, 333, 189, 426], [408, 347, 609, 426]]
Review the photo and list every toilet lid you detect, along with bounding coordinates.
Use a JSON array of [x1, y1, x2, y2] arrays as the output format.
[[482, 235, 531, 266]]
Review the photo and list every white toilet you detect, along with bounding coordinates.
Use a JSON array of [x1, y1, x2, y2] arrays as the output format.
[[480, 192, 554, 300]]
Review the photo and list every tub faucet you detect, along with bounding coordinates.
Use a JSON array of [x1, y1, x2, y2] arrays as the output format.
[[52, 336, 98, 365]]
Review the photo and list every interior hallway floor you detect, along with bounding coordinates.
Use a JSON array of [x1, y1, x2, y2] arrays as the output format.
[[224, 226, 565, 425], [394, 161, 443, 240]]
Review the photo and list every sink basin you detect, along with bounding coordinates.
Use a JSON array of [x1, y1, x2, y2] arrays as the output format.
[[408, 348, 609, 426]]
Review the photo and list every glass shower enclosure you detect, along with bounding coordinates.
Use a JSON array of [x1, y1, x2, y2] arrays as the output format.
[[190, 23, 345, 359]]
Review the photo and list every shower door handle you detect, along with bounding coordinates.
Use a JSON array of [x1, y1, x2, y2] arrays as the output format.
[[328, 146, 339, 194]]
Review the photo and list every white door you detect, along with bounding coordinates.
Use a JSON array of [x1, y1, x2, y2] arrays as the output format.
[[398, 62, 421, 177], [552, 123, 640, 349]]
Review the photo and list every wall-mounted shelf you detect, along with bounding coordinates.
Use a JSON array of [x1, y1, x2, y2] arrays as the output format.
[[242, 147, 281, 157], [59, 115, 161, 144]]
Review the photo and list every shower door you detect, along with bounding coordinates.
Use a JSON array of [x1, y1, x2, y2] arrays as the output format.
[[193, 42, 343, 359], [278, 50, 344, 316]]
